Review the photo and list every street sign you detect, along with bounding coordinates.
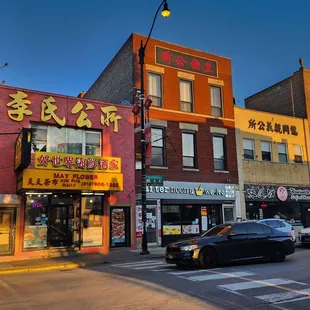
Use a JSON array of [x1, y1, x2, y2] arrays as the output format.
[[146, 175, 163, 186]]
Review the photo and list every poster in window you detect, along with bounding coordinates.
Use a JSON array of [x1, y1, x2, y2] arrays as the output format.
[[111, 209, 125, 244], [182, 225, 200, 234], [83, 227, 102, 247], [136, 205, 143, 238], [23, 226, 47, 249], [163, 225, 181, 235]]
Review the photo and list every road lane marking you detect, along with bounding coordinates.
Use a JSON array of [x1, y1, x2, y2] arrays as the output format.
[[255, 288, 310, 303], [218, 278, 306, 291], [110, 261, 163, 268], [131, 263, 166, 270], [184, 271, 255, 282]]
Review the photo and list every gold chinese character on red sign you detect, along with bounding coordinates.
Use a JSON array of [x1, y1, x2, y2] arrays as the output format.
[[7, 91, 33, 121], [71, 101, 94, 128], [41, 96, 66, 126], [100, 106, 121, 133]]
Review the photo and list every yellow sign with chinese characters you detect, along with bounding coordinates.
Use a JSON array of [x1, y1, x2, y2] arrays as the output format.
[[6, 91, 122, 132], [21, 169, 123, 192], [35, 152, 121, 173]]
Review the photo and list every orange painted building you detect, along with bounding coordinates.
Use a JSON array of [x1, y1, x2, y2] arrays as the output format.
[[85, 34, 239, 247], [0, 85, 135, 261]]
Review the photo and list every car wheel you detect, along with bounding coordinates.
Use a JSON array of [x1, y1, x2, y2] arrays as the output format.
[[199, 248, 217, 269], [272, 245, 286, 262]]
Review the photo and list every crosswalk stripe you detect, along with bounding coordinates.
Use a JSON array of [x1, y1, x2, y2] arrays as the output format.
[[110, 261, 162, 268], [131, 263, 165, 270], [218, 278, 305, 291], [255, 288, 310, 303], [169, 269, 209, 276], [185, 271, 255, 282]]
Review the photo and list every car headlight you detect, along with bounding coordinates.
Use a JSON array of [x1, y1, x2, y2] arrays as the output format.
[[180, 245, 199, 251]]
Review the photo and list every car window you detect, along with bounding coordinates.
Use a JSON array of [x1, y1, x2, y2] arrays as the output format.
[[261, 220, 280, 228], [202, 225, 231, 237], [279, 221, 286, 227], [247, 223, 272, 235], [229, 224, 248, 235], [260, 224, 273, 235]]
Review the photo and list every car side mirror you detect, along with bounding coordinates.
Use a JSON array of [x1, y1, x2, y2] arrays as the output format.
[[227, 233, 237, 239]]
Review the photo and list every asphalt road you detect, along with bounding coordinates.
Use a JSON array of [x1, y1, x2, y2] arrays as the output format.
[[1, 247, 310, 310]]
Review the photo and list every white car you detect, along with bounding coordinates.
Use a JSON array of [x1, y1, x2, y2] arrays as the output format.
[[257, 219, 296, 242], [298, 227, 310, 246]]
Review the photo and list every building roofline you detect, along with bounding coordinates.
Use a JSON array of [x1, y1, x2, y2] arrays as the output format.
[[132, 33, 232, 60], [234, 105, 305, 120]]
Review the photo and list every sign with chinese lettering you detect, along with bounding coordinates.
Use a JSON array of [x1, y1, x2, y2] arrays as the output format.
[[245, 184, 310, 202], [35, 152, 121, 173], [155, 46, 218, 77], [6, 91, 121, 132], [15, 128, 32, 171], [20, 169, 123, 192], [247, 118, 298, 136]]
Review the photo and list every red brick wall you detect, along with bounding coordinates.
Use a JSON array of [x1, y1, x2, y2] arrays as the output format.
[[0, 85, 135, 203]]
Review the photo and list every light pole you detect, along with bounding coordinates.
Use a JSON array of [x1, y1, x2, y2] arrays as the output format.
[[139, 0, 170, 255]]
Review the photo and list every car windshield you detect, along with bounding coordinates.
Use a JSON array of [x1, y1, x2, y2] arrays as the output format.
[[201, 225, 231, 237]]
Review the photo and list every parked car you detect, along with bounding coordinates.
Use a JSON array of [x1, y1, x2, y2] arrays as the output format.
[[257, 219, 296, 242], [298, 227, 310, 246], [165, 222, 295, 269]]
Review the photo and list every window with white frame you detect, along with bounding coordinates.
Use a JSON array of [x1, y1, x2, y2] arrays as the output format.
[[151, 127, 165, 166], [278, 143, 288, 163], [213, 135, 226, 170], [31, 124, 101, 155], [148, 72, 162, 107], [261, 141, 272, 162], [243, 139, 255, 160], [180, 80, 193, 112], [210, 86, 223, 117], [294, 145, 303, 163], [182, 132, 196, 168]]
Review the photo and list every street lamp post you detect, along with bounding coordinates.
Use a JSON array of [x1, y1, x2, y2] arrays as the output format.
[[139, 0, 170, 255]]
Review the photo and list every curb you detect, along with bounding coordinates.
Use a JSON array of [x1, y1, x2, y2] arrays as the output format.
[[0, 261, 102, 275]]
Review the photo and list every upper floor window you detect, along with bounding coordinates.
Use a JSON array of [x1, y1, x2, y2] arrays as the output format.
[[31, 124, 101, 156], [180, 80, 193, 112], [151, 127, 165, 166], [148, 72, 162, 108], [278, 143, 288, 163], [261, 141, 272, 162], [210, 86, 223, 117], [213, 135, 226, 171], [182, 132, 196, 168], [294, 145, 303, 164], [243, 139, 254, 160]]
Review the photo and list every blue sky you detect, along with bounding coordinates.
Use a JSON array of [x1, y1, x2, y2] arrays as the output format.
[[1, 0, 309, 106]]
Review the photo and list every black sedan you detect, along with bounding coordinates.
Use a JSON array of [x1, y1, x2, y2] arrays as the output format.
[[165, 222, 295, 269]]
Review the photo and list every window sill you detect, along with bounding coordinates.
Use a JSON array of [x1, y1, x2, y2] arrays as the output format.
[[214, 170, 229, 174], [183, 168, 199, 172], [149, 166, 168, 170]]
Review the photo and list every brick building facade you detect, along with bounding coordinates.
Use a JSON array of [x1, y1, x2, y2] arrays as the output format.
[[85, 33, 239, 247], [0, 85, 135, 261]]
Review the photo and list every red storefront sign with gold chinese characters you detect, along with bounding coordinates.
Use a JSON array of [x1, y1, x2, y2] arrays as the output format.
[[35, 152, 121, 173], [20, 169, 123, 192]]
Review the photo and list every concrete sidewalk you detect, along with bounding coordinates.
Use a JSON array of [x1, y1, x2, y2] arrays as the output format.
[[0, 247, 166, 275]]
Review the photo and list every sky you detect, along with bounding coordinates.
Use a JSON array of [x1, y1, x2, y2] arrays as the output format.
[[1, 0, 310, 107]]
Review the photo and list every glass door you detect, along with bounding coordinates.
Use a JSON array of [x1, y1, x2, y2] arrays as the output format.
[[110, 207, 130, 248], [0, 208, 15, 255], [146, 205, 157, 244], [48, 195, 74, 247], [222, 204, 234, 223]]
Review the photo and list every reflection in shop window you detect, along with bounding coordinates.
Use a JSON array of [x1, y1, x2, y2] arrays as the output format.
[[30, 123, 101, 155], [24, 195, 48, 250], [82, 196, 103, 247], [162, 205, 181, 235]]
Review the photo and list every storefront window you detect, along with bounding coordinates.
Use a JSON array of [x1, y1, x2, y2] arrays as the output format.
[[162, 205, 181, 235], [82, 196, 103, 247], [24, 195, 48, 250], [181, 205, 200, 234]]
